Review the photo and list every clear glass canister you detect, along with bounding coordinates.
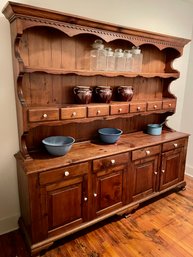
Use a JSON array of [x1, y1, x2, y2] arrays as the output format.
[[114, 49, 125, 71], [90, 39, 106, 71], [124, 50, 133, 72], [105, 47, 115, 71], [132, 46, 143, 72]]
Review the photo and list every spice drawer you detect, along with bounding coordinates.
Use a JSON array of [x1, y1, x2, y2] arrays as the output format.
[[93, 153, 129, 172], [162, 99, 176, 110], [147, 101, 162, 111], [162, 138, 186, 152], [28, 108, 59, 122], [132, 145, 161, 161], [110, 103, 129, 115], [87, 104, 109, 117], [61, 106, 87, 120], [39, 162, 88, 185], [129, 102, 146, 113]]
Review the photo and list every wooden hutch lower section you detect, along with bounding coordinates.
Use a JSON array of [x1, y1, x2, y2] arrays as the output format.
[[16, 130, 188, 257]]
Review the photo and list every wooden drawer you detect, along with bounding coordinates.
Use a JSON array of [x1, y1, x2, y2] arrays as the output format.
[[39, 162, 88, 185], [93, 153, 129, 172], [87, 104, 109, 117], [132, 145, 161, 161], [129, 102, 146, 113], [28, 108, 59, 122], [147, 101, 162, 111], [162, 138, 186, 152], [61, 106, 86, 120], [162, 99, 176, 110], [110, 103, 129, 115]]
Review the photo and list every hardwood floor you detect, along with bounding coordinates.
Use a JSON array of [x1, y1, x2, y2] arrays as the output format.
[[1, 175, 193, 257]]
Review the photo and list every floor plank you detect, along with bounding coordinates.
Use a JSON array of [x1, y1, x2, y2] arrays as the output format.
[[1, 175, 193, 257]]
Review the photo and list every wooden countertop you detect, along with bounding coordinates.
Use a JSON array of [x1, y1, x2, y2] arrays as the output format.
[[16, 130, 189, 174]]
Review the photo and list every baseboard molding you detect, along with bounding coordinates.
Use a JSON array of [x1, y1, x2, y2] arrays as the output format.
[[0, 213, 19, 235], [185, 165, 193, 178]]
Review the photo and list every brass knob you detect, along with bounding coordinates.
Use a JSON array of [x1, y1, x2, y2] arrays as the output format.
[[72, 112, 76, 117], [94, 193, 97, 197], [162, 169, 165, 173], [118, 108, 122, 113], [173, 143, 178, 148], [111, 159, 116, 165], [168, 103, 172, 107], [146, 150, 150, 155], [97, 110, 101, 115], [153, 105, 157, 109], [42, 113, 48, 118], [154, 171, 158, 175], [64, 171, 69, 176], [84, 197, 88, 201], [137, 106, 141, 111]]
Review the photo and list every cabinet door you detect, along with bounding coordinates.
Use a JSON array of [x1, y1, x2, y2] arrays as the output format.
[[92, 165, 128, 218], [160, 147, 184, 191], [131, 155, 159, 202], [41, 173, 88, 236]]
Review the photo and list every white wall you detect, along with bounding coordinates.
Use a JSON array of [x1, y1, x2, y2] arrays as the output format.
[[0, 0, 193, 234], [181, 26, 193, 177]]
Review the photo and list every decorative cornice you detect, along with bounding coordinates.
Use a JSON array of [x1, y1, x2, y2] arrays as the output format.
[[16, 16, 184, 52]]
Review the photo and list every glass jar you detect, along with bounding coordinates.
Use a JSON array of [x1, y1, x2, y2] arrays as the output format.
[[114, 49, 125, 71], [105, 47, 115, 71], [90, 39, 106, 71], [132, 46, 143, 72], [124, 50, 133, 72]]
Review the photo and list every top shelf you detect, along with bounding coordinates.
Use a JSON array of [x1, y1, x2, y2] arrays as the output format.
[[22, 66, 180, 78]]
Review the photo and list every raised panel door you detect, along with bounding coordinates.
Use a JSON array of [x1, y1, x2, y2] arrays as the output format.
[[93, 165, 127, 218], [43, 174, 88, 234], [131, 155, 159, 202], [160, 148, 184, 191]]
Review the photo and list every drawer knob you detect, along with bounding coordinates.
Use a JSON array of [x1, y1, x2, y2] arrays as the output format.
[[111, 159, 116, 165], [137, 106, 141, 111], [72, 112, 76, 117], [118, 108, 122, 113], [168, 103, 172, 107], [64, 171, 69, 176], [162, 169, 165, 173], [173, 143, 178, 148], [42, 113, 48, 118], [146, 150, 150, 155], [97, 110, 101, 115], [84, 197, 88, 202], [154, 171, 158, 175], [94, 193, 97, 197], [153, 105, 157, 109]]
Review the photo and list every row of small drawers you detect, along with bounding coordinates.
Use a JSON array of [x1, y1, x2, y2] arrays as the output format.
[[28, 99, 176, 122], [39, 137, 185, 185]]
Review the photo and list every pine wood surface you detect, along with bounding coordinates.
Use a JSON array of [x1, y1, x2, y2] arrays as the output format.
[[1, 175, 193, 257]]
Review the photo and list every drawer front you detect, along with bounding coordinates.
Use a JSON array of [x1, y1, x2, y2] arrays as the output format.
[[61, 106, 86, 120], [110, 103, 129, 115], [162, 138, 186, 152], [28, 108, 59, 122], [162, 99, 176, 110], [129, 102, 146, 113], [147, 101, 162, 111], [39, 162, 88, 185], [132, 145, 161, 161], [87, 104, 109, 117], [93, 153, 129, 172]]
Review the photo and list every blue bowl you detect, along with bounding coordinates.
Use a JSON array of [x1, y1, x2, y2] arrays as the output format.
[[98, 128, 122, 144], [147, 124, 162, 136], [42, 136, 75, 156]]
